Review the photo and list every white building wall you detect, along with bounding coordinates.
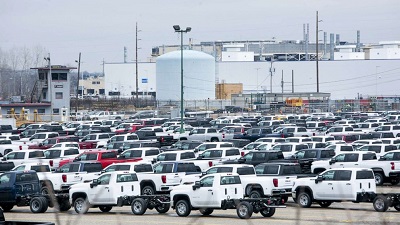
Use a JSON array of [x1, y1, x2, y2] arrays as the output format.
[[104, 62, 156, 97], [369, 48, 400, 59], [334, 52, 365, 60], [221, 51, 254, 62]]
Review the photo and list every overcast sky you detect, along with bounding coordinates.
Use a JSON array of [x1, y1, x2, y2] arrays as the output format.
[[1, 0, 399, 72]]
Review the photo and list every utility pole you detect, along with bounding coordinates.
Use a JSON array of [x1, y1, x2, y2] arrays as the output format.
[[75, 52, 81, 113], [281, 70, 284, 93], [269, 59, 274, 93], [135, 22, 139, 107], [316, 11, 320, 93]]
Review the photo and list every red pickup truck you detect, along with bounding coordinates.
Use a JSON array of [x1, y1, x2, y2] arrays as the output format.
[[58, 150, 142, 168], [28, 136, 97, 150]]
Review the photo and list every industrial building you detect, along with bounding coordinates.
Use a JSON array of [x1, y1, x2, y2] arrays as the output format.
[[102, 31, 400, 106]]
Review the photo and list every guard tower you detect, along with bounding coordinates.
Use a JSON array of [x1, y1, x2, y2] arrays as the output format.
[[30, 65, 76, 120]]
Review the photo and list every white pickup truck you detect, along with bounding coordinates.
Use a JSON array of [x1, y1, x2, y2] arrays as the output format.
[[1, 150, 45, 166], [311, 151, 400, 185], [69, 171, 140, 214], [42, 147, 81, 170], [0, 139, 23, 157], [137, 161, 201, 195], [181, 164, 287, 199], [169, 173, 285, 219], [293, 168, 377, 208], [177, 127, 233, 142], [88, 111, 124, 120], [192, 147, 242, 170]]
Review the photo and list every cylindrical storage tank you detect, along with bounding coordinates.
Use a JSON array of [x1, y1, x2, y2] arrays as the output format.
[[156, 50, 215, 101]]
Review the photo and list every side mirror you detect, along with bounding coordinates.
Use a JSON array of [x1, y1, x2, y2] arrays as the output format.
[[194, 148, 199, 153], [100, 170, 106, 174], [238, 158, 245, 163], [1, 158, 6, 161], [38, 143, 43, 147], [201, 172, 207, 177], [74, 157, 81, 162], [90, 179, 99, 188], [291, 154, 298, 159], [192, 181, 201, 190], [315, 175, 323, 184], [81, 138, 86, 142], [329, 159, 336, 165], [197, 154, 204, 159], [379, 156, 386, 161], [118, 154, 126, 159]]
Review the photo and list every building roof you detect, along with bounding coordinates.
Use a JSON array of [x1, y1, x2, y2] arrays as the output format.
[[30, 65, 76, 70], [0, 103, 51, 107]]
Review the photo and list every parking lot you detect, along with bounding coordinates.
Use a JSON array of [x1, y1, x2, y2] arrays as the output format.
[[3, 186, 399, 225]]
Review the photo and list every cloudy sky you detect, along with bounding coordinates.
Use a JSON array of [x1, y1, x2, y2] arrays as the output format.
[[1, 0, 399, 72]]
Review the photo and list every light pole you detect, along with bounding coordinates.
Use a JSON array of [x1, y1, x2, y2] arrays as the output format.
[[173, 25, 191, 133], [375, 66, 381, 97], [75, 52, 81, 114], [316, 11, 323, 93]]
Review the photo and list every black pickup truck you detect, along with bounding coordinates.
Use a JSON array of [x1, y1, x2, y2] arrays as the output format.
[[0, 170, 70, 213], [280, 148, 336, 174], [222, 150, 284, 166], [0, 125, 18, 135]]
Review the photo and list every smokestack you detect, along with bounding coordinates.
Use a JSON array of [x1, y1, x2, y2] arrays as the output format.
[[330, 33, 335, 60], [336, 34, 340, 45], [292, 70, 294, 93], [306, 23, 309, 60], [356, 30, 361, 52], [324, 32, 327, 58]]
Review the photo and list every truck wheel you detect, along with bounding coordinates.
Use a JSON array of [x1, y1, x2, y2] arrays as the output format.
[[298, 192, 312, 208], [394, 203, 400, 211], [249, 190, 262, 198], [374, 173, 384, 186], [4, 149, 12, 155], [155, 203, 170, 214], [40, 197, 49, 213], [317, 201, 332, 208], [99, 206, 113, 212], [390, 178, 400, 185], [131, 198, 147, 215], [236, 202, 253, 219], [74, 197, 90, 214], [199, 208, 214, 216], [141, 185, 155, 195], [57, 200, 71, 212], [1, 204, 14, 212], [260, 207, 275, 217], [210, 138, 218, 142], [175, 199, 191, 217], [30, 197, 47, 213], [373, 195, 389, 212]]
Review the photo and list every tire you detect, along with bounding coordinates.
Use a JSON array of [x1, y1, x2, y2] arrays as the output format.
[[99, 206, 113, 212], [155, 203, 170, 214], [390, 178, 400, 185], [74, 197, 90, 214], [131, 198, 147, 215], [1, 204, 14, 212], [210, 138, 219, 142], [317, 201, 332, 208], [374, 172, 384, 186], [141, 185, 155, 195], [260, 207, 275, 217], [236, 202, 253, 219], [40, 181, 54, 195], [175, 199, 191, 217], [199, 208, 214, 216], [394, 203, 400, 211], [373, 195, 389, 212], [30, 197, 46, 213], [39, 197, 49, 213], [249, 190, 262, 198], [57, 200, 71, 212], [297, 192, 312, 208]]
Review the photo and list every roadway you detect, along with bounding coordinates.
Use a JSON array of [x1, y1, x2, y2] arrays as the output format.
[[2, 186, 399, 225]]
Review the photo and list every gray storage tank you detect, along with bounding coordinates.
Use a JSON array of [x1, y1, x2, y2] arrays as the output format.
[[156, 50, 215, 101]]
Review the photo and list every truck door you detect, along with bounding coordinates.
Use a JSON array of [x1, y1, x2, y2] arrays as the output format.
[[191, 176, 218, 207], [314, 170, 336, 199], [89, 174, 111, 204], [332, 170, 353, 200], [0, 173, 13, 202]]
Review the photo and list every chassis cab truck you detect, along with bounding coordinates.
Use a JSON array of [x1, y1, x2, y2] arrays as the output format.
[[168, 173, 285, 219], [69, 171, 140, 214]]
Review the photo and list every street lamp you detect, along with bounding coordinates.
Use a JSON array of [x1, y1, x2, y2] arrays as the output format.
[[173, 25, 191, 133], [75, 52, 81, 114]]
